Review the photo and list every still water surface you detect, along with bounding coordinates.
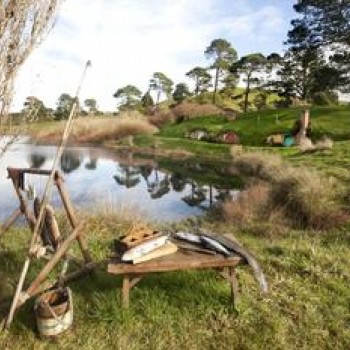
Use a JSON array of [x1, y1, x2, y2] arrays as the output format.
[[0, 138, 241, 222]]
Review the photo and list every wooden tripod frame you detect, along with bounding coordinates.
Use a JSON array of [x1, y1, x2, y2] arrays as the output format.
[[1, 167, 94, 329]]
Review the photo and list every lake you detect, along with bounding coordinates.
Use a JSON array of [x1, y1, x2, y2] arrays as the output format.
[[0, 138, 242, 222]]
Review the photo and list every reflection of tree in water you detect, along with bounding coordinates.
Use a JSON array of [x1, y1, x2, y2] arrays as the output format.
[[60, 151, 82, 174], [114, 165, 141, 188], [29, 153, 46, 168], [143, 167, 171, 199], [85, 157, 98, 170], [139, 166, 153, 188], [182, 181, 207, 207], [170, 173, 187, 192], [149, 172, 170, 199]]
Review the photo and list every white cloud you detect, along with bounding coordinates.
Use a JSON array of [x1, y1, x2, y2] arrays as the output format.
[[12, 0, 289, 111]]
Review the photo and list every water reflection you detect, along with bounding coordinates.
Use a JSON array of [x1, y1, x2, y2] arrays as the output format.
[[114, 165, 141, 188], [28, 153, 46, 168], [0, 141, 242, 222], [60, 151, 82, 174]]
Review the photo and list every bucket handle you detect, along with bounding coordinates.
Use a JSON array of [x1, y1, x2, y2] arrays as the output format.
[[39, 288, 73, 326]]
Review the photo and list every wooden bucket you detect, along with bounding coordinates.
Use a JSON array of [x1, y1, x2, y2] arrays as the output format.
[[35, 287, 73, 338]]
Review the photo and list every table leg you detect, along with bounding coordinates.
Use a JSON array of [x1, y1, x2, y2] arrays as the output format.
[[122, 275, 130, 308], [229, 267, 239, 306], [122, 275, 143, 308]]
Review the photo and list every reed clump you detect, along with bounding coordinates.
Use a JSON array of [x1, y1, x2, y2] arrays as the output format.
[[224, 150, 347, 231]]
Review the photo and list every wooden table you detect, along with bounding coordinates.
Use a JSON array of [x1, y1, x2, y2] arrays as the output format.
[[107, 249, 243, 308]]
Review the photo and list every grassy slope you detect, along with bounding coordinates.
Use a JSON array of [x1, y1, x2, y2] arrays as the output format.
[[158, 106, 350, 146]]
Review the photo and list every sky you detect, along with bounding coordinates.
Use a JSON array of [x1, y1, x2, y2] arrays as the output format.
[[12, 0, 295, 112]]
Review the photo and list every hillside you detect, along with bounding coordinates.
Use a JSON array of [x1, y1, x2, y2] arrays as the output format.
[[158, 106, 350, 146]]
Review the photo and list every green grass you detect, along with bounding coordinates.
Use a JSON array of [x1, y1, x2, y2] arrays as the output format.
[[134, 134, 232, 159], [158, 106, 350, 146], [1, 105, 350, 348], [247, 140, 350, 184], [1, 219, 349, 349]]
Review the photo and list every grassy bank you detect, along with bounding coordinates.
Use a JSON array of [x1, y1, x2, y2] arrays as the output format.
[[23, 106, 350, 161], [0, 214, 349, 349], [158, 106, 350, 146]]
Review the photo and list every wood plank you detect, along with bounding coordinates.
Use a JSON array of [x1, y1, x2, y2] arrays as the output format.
[[108, 250, 242, 275], [131, 242, 178, 264]]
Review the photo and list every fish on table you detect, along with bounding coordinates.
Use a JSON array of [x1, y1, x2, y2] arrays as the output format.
[[173, 231, 201, 244], [200, 236, 231, 256], [122, 235, 168, 262]]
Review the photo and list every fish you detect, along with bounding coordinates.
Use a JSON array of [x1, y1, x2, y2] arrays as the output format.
[[173, 231, 202, 244], [200, 236, 231, 256], [121, 235, 168, 262], [201, 231, 268, 293], [132, 242, 178, 264]]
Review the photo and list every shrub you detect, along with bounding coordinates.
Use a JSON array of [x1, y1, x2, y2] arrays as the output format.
[[172, 102, 224, 122], [148, 110, 174, 127]]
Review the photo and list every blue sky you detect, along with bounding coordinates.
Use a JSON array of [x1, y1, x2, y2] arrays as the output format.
[[13, 0, 296, 111]]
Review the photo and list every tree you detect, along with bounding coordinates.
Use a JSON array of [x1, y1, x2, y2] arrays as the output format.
[[172, 83, 192, 104], [84, 98, 98, 115], [274, 3, 350, 106], [222, 73, 238, 92], [149, 72, 173, 105], [204, 39, 238, 104], [0, 1, 61, 126], [287, 1, 350, 95], [186, 67, 212, 95], [55, 93, 76, 120], [141, 90, 154, 109], [113, 85, 142, 111], [292, 1, 350, 47], [22, 96, 48, 122], [253, 91, 268, 111], [231, 53, 267, 113]]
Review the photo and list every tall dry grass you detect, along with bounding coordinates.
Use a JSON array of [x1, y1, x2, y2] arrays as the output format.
[[172, 102, 224, 122], [36, 117, 158, 143], [225, 150, 347, 230], [222, 182, 270, 226]]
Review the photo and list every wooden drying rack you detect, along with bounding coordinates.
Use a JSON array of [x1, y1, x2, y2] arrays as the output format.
[[0, 167, 95, 329]]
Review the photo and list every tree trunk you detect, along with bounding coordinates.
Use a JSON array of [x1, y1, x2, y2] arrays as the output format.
[[212, 68, 219, 105], [156, 90, 161, 105], [244, 74, 251, 113]]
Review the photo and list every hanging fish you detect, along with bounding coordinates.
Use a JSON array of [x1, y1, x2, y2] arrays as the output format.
[[122, 235, 168, 262], [173, 231, 202, 244], [200, 236, 231, 256]]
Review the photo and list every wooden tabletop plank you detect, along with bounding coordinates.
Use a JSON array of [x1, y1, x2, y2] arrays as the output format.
[[108, 250, 242, 275]]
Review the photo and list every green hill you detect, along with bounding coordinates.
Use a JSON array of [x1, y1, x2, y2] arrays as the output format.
[[159, 106, 350, 146]]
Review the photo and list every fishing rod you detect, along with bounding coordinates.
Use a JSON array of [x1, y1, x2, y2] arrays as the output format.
[[4, 60, 92, 329]]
